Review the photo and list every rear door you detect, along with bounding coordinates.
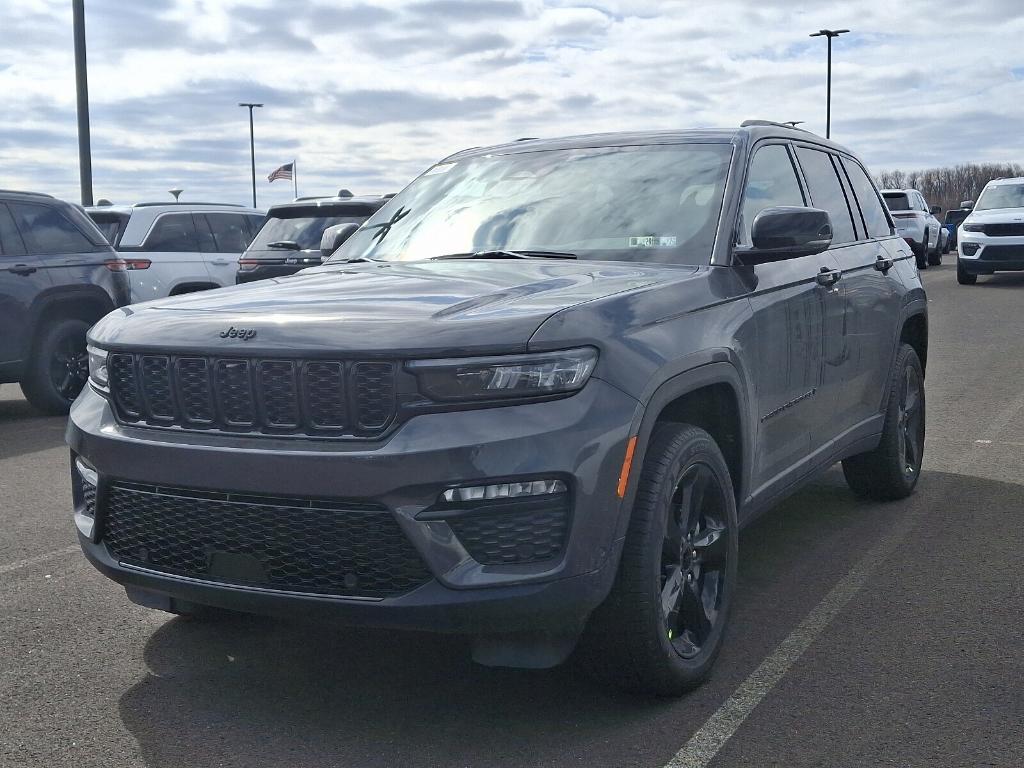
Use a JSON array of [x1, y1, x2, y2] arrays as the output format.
[[134, 212, 213, 301], [740, 142, 840, 491], [198, 212, 255, 287], [0, 203, 50, 369]]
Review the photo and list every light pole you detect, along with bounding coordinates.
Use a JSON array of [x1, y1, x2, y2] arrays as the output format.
[[72, 0, 93, 206], [238, 102, 263, 207], [809, 28, 849, 139]]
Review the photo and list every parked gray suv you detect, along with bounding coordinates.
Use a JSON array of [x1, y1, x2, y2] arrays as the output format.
[[68, 122, 927, 695]]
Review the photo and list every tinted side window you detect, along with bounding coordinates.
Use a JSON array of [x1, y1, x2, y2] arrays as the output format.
[[143, 213, 198, 252], [739, 144, 805, 245], [795, 148, 856, 245], [205, 213, 248, 252], [8, 202, 96, 255], [0, 205, 26, 256], [245, 214, 265, 242], [841, 158, 892, 238]]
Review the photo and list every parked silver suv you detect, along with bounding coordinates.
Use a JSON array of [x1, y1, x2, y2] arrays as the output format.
[[881, 188, 943, 269], [86, 203, 264, 303]]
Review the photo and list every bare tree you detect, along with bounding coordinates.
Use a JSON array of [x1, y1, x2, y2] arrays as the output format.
[[875, 163, 1024, 213]]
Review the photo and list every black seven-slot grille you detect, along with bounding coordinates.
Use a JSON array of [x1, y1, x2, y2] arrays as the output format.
[[101, 482, 432, 599], [107, 353, 396, 437]]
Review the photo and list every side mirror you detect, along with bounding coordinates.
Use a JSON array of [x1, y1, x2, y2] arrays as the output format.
[[320, 222, 360, 258], [960, 200, 974, 210], [739, 206, 833, 264], [930, 205, 941, 215]]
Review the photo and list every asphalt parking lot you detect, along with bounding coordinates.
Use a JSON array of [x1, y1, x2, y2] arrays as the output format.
[[2, 264, 1022, 768]]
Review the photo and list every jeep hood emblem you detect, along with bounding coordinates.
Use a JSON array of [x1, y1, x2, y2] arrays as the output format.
[[220, 326, 257, 340]]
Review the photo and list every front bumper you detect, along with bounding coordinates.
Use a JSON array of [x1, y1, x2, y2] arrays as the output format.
[[68, 379, 640, 634], [958, 234, 1024, 273]]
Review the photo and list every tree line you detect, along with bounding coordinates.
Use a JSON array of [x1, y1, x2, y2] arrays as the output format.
[[875, 162, 1024, 214]]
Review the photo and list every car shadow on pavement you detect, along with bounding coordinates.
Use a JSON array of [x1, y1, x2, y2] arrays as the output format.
[[0, 393, 67, 461], [114, 468, 907, 768]]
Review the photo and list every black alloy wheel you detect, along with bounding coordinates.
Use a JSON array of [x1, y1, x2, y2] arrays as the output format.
[[20, 318, 92, 415], [661, 463, 730, 658], [50, 330, 89, 403]]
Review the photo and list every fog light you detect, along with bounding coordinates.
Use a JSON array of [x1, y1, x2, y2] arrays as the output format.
[[961, 243, 980, 257], [442, 479, 567, 503]]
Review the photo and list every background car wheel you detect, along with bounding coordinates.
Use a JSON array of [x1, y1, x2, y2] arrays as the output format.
[[842, 343, 925, 501], [19, 318, 91, 415], [580, 424, 738, 696], [915, 233, 929, 270], [957, 261, 978, 285], [927, 242, 942, 266]]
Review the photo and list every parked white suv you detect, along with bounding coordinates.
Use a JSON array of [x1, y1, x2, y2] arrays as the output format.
[[86, 203, 264, 303], [881, 189, 943, 269], [956, 177, 1024, 285]]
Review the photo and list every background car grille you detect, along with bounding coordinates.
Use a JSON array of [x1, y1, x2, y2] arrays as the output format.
[[981, 223, 1024, 237], [445, 496, 571, 565], [107, 353, 397, 437], [101, 482, 432, 599]]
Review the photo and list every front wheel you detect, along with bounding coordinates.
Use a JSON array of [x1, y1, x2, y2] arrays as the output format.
[[957, 260, 978, 285], [580, 424, 738, 696], [20, 318, 91, 415], [842, 343, 925, 500]]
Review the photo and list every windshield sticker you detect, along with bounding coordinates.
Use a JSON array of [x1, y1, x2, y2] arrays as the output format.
[[629, 236, 678, 248]]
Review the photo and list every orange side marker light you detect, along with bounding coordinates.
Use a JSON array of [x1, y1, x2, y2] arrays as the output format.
[[616, 435, 638, 498]]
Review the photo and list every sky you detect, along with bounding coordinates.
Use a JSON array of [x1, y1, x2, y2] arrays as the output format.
[[1, 0, 1022, 209]]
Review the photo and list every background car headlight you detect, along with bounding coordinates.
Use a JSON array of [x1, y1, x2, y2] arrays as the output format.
[[962, 223, 985, 232], [87, 346, 109, 391], [408, 347, 598, 402]]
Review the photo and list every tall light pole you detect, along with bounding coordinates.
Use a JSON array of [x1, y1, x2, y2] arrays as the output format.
[[809, 28, 849, 139], [238, 102, 263, 207], [72, 0, 93, 206]]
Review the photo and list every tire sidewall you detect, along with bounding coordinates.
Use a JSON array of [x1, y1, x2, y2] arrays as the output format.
[[884, 345, 926, 495], [21, 318, 90, 414]]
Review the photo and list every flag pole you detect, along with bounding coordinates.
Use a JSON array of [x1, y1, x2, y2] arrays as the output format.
[[293, 158, 298, 199]]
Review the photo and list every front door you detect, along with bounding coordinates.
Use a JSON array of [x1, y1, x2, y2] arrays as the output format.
[[0, 204, 51, 370]]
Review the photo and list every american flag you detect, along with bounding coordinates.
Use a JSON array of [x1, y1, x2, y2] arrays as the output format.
[[268, 162, 293, 182]]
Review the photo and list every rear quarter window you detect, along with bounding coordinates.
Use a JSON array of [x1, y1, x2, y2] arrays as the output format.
[[7, 201, 101, 255], [841, 159, 893, 239]]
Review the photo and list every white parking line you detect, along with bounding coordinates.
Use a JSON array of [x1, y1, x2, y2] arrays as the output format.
[[664, 505, 922, 768], [0, 545, 79, 577]]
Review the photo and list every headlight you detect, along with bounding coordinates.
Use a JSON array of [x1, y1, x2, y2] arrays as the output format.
[[87, 345, 109, 391], [408, 347, 598, 402], [962, 223, 985, 232]]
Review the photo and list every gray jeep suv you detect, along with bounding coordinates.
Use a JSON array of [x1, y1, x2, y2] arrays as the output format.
[[68, 122, 927, 695]]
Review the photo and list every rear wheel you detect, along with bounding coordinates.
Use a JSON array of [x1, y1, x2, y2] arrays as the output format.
[[581, 424, 738, 696], [914, 232, 929, 269], [927, 236, 942, 266], [842, 343, 925, 500], [957, 260, 978, 285], [20, 318, 91, 415]]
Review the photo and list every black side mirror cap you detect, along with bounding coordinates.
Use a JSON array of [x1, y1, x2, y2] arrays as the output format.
[[736, 206, 833, 264], [320, 222, 360, 258]]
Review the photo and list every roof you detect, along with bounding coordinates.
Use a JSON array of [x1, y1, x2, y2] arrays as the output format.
[[85, 202, 263, 214], [0, 189, 56, 200], [985, 177, 1024, 186], [442, 122, 850, 163]]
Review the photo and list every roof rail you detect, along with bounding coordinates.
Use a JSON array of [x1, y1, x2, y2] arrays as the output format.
[[0, 189, 55, 198], [740, 120, 814, 134], [132, 201, 245, 208]]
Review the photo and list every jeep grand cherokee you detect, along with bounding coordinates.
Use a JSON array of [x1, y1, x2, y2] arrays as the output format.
[[68, 122, 927, 695]]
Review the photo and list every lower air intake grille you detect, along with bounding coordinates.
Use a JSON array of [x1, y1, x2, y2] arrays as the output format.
[[101, 483, 432, 599], [447, 497, 571, 565]]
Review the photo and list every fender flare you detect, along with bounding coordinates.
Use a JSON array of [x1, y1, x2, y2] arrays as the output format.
[[612, 359, 753, 541]]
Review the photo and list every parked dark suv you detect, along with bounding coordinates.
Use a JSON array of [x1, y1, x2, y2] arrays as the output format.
[[0, 190, 127, 413], [236, 196, 386, 283], [69, 123, 927, 695]]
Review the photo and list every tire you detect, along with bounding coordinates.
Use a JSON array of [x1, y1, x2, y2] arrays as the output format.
[[915, 233, 928, 270], [957, 260, 977, 285], [580, 424, 739, 696], [842, 343, 925, 501], [928, 238, 942, 266], [19, 318, 91, 415]]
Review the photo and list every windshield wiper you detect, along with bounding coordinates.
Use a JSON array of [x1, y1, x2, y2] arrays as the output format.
[[266, 240, 300, 250], [431, 249, 577, 260]]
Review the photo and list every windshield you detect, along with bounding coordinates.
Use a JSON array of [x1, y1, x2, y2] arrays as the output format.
[[882, 193, 911, 211], [249, 214, 369, 251], [975, 183, 1024, 211], [331, 143, 733, 265]]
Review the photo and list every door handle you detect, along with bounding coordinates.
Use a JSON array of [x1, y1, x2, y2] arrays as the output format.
[[874, 256, 894, 273], [816, 267, 842, 287], [209, 259, 231, 266], [9, 263, 37, 276]]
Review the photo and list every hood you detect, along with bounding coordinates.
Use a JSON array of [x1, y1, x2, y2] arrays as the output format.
[[90, 259, 693, 355], [963, 207, 1024, 225]]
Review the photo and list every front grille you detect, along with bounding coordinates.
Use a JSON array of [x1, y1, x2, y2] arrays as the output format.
[[981, 244, 1024, 261], [982, 223, 1024, 237], [101, 483, 432, 599], [446, 497, 571, 565], [107, 353, 397, 437]]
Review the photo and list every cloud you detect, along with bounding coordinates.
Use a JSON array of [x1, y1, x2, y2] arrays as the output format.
[[332, 89, 507, 126]]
